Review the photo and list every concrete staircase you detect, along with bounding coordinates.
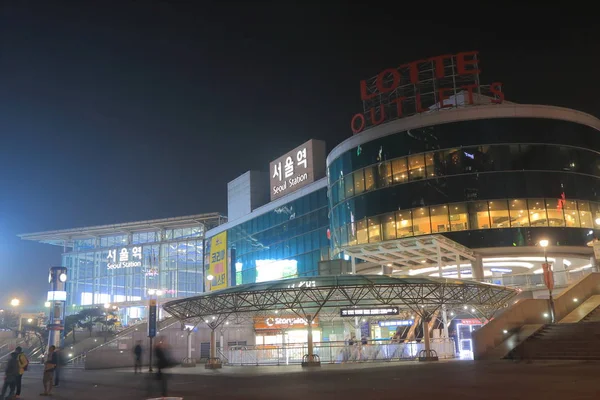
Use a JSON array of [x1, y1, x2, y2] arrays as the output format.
[[509, 322, 600, 360], [581, 306, 600, 322]]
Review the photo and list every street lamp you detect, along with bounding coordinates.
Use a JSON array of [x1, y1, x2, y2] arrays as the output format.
[[539, 239, 556, 323], [10, 299, 20, 307], [207, 274, 214, 291], [44, 302, 51, 308], [104, 303, 111, 309]]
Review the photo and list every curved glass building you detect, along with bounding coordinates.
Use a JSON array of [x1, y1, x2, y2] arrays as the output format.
[[327, 104, 600, 280]]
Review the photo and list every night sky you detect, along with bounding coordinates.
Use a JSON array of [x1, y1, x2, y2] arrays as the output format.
[[0, 2, 598, 309]]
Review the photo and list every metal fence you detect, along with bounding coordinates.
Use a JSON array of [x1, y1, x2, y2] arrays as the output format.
[[228, 339, 455, 366]]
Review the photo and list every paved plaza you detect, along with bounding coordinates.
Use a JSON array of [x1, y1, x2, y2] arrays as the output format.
[[18, 360, 600, 399]]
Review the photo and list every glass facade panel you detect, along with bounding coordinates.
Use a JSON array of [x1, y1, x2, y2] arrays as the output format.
[[354, 170, 365, 195], [408, 154, 425, 181], [357, 219, 368, 244], [391, 158, 408, 184], [470, 201, 491, 229], [364, 166, 376, 191], [563, 200, 580, 227], [396, 211, 413, 237], [528, 199, 548, 227], [449, 203, 468, 231], [412, 207, 431, 235], [546, 199, 566, 227], [344, 174, 354, 198], [509, 199, 530, 227], [425, 152, 435, 178], [430, 205, 449, 233], [489, 200, 510, 228], [579, 201, 595, 228], [368, 217, 381, 243], [382, 213, 397, 241], [377, 162, 393, 188]]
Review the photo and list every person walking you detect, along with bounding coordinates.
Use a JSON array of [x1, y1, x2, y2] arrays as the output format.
[[153, 339, 172, 397], [15, 346, 28, 398], [40, 345, 58, 397], [1, 352, 19, 399], [53, 347, 62, 387], [133, 341, 143, 374]]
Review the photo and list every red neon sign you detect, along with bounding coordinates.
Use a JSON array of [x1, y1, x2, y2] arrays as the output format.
[[351, 51, 504, 134]]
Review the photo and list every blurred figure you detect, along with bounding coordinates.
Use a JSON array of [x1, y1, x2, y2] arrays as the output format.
[[40, 345, 57, 397], [133, 341, 143, 374], [53, 347, 62, 387], [1, 352, 19, 399], [15, 346, 28, 398], [153, 338, 172, 397]]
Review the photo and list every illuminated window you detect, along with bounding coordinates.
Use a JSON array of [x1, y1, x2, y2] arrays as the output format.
[[382, 213, 397, 241], [408, 154, 425, 181], [528, 199, 548, 227], [430, 206, 449, 233], [396, 211, 413, 237], [563, 200, 580, 227], [344, 174, 354, 198], [364, 166, 376, 191], [578, 201, 594, 228], [357, 220, 368, 244], [488, 200, 510, 228], [368, 217, 381, 243], [377, 162, 393, 188], [412, 208, 431, 235], [545, 199, 565, 227], [509, 199, 530, 227], [391, 158, 408, 184], [425, 152, 435, 178], [470, 201, 490, 229], [354, 170, 365, 195], [449, 203, 469, 231], [347, 222, 357, 246]]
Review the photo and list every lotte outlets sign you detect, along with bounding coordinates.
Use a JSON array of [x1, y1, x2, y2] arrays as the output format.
[[269, 139, 326, 201]]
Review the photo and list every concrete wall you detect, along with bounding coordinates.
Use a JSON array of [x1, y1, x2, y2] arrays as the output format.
[[473, 273, 600, 359]]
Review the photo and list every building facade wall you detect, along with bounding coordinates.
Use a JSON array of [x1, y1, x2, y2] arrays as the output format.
[[64, 225, 205, 313], [327, 114, 600, 256]]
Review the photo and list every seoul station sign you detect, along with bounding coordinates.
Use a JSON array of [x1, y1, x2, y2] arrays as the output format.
[[269, 139, 326, 201], [351, 51, 504, 134]]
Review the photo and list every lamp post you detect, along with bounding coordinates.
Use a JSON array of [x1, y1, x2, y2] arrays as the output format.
[[539, 239, 556, 323], [207, 275, 214, 292], [10, 298, 21, 337]]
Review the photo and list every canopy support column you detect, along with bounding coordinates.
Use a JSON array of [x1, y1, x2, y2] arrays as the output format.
[[302, 315, 320, 367]]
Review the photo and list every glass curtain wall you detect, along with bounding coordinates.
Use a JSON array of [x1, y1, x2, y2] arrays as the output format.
[[227, 188, 330, 285]]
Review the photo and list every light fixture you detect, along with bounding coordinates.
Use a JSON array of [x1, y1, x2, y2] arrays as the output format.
[[44, 302, 51, 308], [207, 275, 214, 281], [104, 303, 110, 309], [148, 289, 156, 296], [463, 305, 468, 310], [596, 218, 600, 225], [225, 321, 229, 325], [543, 313, 549, 318], [471, 308, 475, 313], [450, 312, 455, 316], [68, 353, 73, 357], [539, 239, 549, 248], [386, 263, 392, 267], [362, 318, 366, 322], [59, 273, 67, 282], [27, 318, 33, 323], [10, 299, 20, 307], [156, 290, 164, 296], [503, 330, 508, 334], [573, 298, 579, 303]]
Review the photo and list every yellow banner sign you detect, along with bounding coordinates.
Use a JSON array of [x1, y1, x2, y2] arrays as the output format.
[[207, 232, 228, 291]]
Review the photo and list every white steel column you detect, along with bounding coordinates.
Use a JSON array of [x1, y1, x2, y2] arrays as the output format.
[[553, 258, 567, 286], [441, 305, 449, 339], [437, 246, 443, 278], [471, 254, 484, 281], [187, 330, 193, 359], [456, 254, 461, 279], [351, 256, 356, 274]]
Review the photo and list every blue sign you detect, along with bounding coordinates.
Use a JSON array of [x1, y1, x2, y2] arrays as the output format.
[[148, 301, 157, 338]]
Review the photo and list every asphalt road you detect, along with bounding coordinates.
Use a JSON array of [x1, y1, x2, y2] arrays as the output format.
[[18, 360, 600, 399]]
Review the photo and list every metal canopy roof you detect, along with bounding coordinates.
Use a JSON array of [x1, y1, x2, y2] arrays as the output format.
[[163, 275, 516, 328], [343, 235, 476, 274], [18, 213, 226, 247]]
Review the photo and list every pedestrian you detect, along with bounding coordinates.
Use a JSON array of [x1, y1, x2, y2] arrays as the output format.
[[133, 341, 143, 374], [40, 345, 58, 397], [153, 338, 172, 397], [1, 352, 19, 399], [53, 347, 62, 387], [15, 346, 28, 398]]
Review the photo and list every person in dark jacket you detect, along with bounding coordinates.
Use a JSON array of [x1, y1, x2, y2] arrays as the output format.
[[1, 352, 20, 399], [133, 341, 143, 374], [153, 339, 171, 397]]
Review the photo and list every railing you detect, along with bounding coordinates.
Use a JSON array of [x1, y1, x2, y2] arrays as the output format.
[[228, 339, 455, 366], [483, 270, 593, 291]]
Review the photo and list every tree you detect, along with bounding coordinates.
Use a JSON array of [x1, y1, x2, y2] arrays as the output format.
[[21, 324, 48, 355], [77, 308, 104, 337], [0, 310, 19, 331], [64, 314, 80, 343]]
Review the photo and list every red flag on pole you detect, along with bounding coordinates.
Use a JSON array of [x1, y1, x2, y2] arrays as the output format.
[[542, 262, 554, 291]]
